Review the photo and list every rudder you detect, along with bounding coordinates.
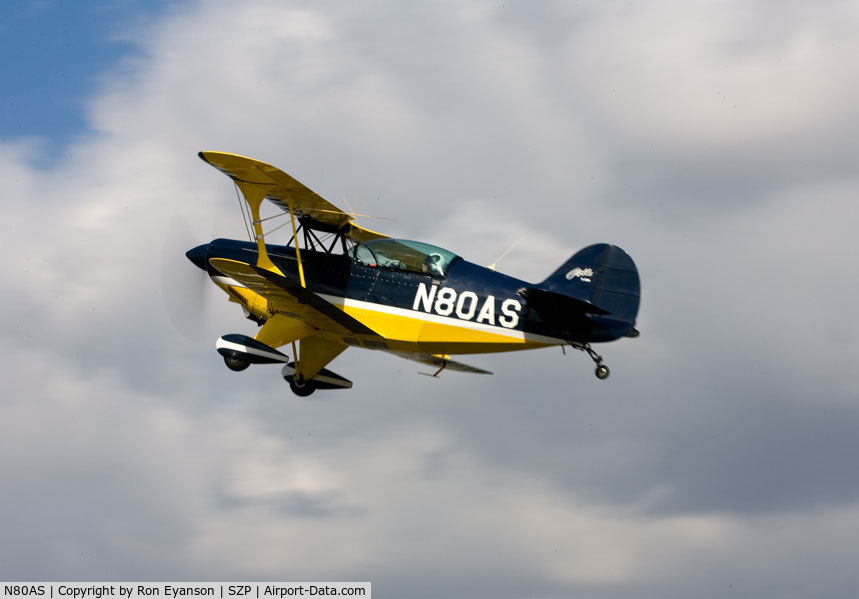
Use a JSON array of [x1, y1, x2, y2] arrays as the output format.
[[541, 244, 640, 328]]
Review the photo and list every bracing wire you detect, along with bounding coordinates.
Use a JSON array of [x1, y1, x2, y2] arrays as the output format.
[[262, 219, 294, 238], [230, 189, 354, 254], [234, 183, 253, 242]]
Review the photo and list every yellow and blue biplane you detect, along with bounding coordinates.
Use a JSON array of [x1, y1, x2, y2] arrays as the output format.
[[186, 152, 641, 396]]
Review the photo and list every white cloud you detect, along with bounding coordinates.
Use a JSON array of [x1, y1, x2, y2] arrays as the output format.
[[562, 0, 859, 151], [6, 339, 859, 593]]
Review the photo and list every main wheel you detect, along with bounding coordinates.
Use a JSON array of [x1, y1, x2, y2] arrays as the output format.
[[224, 354, 250, 371], [289, 378, 317, 397], [595, 364, 610, 380]]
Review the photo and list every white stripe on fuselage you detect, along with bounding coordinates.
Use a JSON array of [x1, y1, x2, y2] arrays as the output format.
[[210, 278, 567, 345], [318, 293, 566, 346]]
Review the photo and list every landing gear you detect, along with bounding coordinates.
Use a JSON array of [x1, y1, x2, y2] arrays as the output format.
[[288, 377, 317, 397], [571, 342, 610, 380], [281, 363, 352, 396], [223, 352, 251, 371]]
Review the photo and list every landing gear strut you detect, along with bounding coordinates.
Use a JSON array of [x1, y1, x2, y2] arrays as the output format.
[[571, 342, 610, 380]]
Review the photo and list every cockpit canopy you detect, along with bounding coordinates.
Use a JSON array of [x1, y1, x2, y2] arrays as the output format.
[[352, 239, 459, 277]]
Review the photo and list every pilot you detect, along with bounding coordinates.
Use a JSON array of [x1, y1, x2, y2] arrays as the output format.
[[423, 253, 443, 276]]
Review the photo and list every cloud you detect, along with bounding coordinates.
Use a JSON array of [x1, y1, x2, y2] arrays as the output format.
[[3, 0, 859, 596], [560, 0, 859, 145], [5, 339, 859, 596]]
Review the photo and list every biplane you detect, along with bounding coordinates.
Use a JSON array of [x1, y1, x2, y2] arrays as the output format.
[[186, 152, 641, 396]]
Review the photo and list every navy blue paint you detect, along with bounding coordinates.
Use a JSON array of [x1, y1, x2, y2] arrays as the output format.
[[542, 244, 641, 325], [188, 238, 640, 345]]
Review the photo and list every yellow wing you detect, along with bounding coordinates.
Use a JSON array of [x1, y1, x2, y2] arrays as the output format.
[[199, 151, 388, 243], [209, 257, 382, 339]]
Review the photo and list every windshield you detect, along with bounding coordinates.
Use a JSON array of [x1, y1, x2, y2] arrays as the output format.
[[352, 239, 459, 277]]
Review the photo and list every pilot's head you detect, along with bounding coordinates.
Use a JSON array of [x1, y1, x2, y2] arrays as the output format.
[[423, 253, 442, 275]]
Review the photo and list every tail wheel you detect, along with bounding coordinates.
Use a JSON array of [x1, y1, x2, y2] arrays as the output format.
[[570, 342, 611, 381], [289, 377, 317, 397]]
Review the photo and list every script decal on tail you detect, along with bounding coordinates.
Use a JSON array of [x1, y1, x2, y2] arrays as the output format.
[[565, 267, 594, 282], [412, 283, 521, 329]]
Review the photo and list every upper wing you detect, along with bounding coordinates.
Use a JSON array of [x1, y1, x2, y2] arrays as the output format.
[[209, 257, 382, 339], [199, 151, 388, 243]]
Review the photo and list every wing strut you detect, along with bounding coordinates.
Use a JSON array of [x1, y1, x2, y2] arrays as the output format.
[[285, 196, 307, 288], [234, 180, 283, 275], [233, 179, 306, 289]]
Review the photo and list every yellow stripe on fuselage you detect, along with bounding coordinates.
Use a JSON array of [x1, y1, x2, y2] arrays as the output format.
[[320, 294, 561, 355], [211, 278, 564, 355]]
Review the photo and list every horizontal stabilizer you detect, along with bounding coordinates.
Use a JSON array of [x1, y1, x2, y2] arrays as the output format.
[[389, 351, 493, 375], [216, 334, 290, 364], [518, 286, 609, 341], [518, 286, 609, 316], [281, 363, 353, 390]]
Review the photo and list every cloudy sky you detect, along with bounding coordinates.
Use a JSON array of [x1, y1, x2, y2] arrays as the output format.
[[2, 0, 859, 596]]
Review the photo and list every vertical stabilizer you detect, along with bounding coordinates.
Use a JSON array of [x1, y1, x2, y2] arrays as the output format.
[[540, 244, 640, 329]]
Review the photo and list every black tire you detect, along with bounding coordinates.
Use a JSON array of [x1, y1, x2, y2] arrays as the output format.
[[595, 364, 610, 380], [289, 378, 316, 397], [224, 354, 251, 371]]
